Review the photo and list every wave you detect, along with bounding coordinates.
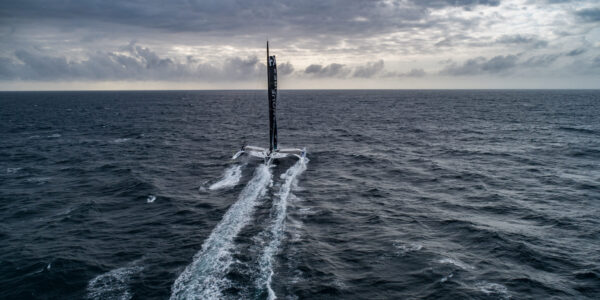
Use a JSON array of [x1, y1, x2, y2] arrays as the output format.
[[558, 126, 598, 135], [474, 282, 510, 299], [209, 165, 243, 190], [257, 156, 309, 299], [113, 138, 131, 143], [170, 164, 272, 300], [147, 195, 156, 203], [6, 167, 22, 174], [393, 241, 423, 256], [438, 257, 474, 270], [86, 264, 143, 300]]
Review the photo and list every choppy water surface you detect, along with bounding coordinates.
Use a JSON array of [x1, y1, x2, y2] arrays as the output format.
[[1, 90, 599, 299]]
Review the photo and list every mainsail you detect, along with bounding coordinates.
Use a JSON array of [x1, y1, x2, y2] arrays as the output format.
[[267, 42, 278, 153], [236, 42, 304, 161]]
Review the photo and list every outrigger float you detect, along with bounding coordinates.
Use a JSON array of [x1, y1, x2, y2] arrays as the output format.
[[234, 42, 305, 163]]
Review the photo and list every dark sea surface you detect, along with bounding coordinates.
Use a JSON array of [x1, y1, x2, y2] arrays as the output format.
[[1, 90, 599, 299]]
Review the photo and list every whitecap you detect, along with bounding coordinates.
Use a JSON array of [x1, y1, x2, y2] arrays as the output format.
[[87, 265, 143, 300], [475, 282, 510, 298], [6, 167, 22, 174], [297, 207, 313, 215], [48, 133, 61, 138], [438, 257, 474, 270], [25, 177, 51, 184], [113, 138, 131, 143], [393, 241, 423, 255], [170, 164, 272, 300], [440, 273, 453, 283], [147, 195, 156, 203], [208, 165, 243, 190]]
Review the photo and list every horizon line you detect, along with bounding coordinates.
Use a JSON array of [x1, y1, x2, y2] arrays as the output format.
[[1, 88, 599, 92]]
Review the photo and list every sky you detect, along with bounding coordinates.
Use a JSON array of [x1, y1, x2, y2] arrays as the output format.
[[0, 0, 599, 90]]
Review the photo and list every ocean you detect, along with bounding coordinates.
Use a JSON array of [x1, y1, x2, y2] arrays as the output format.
[[1, 90, 599, 299]]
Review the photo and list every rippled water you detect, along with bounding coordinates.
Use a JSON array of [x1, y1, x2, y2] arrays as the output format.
[[1, 90, 599, 299]]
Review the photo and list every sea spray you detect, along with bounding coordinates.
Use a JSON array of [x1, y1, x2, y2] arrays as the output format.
[[171, 164, 272, 300], [209, 165, 243, 190], [257, 157, 308, 299]]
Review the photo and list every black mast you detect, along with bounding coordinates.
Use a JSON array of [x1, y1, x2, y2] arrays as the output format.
[[267, 41, 278, 153]]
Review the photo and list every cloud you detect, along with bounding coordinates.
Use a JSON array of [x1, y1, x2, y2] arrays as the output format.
[[278, 62, 294, 76], [353, 60, 384, 78], [403, 68, 427, 77], [0, 42, 267, 81], [566, 48, 586, 56], [416, 0, 500, 8], [1, 0, 600, 88], [1, 48, 423, 81], [575, 8, 600, 22], [439, 49, 594, 76], [303, 60, 416, 78], [496, 34, 548, 49], [593, 56, 600, 70], [384, 68, 427, 77], [440, 55, 518, 75], [522, 54, 561, 68], [304, 63, 351, 78], [0, 1, 594, 54]]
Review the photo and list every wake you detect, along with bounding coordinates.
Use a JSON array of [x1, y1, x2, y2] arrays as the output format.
[[170, 164, 272, 300], [257, 156, 309, 299], [208, 164, 243, 190], [87, 263, 143, 300]]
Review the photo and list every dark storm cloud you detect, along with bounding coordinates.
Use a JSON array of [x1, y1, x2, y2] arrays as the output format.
[[0, 0, 511, 83], [0, 43, 269, 81], [0, 0, 500, 37], [418, 0, 500, 8], [575, 8, 600, 22], [2, 0, 599, 88]]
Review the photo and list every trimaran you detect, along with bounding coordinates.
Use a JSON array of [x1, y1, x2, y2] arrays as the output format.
[[234, 42, 305, 163]]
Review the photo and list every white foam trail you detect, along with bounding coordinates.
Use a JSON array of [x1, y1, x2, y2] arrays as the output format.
[[209, 165, 243, 190], [257, 156, 309, 300], [87, 265, 143, 300], [171, 164, 272, 300]]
